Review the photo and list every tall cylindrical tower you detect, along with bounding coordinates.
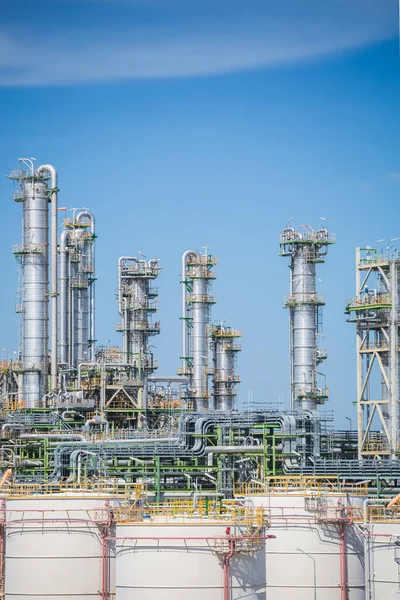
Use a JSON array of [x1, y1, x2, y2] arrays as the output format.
[[117, 257, 160, 408], [181, 250, 217, 411], [58, 210, 95, 370], [10, 160, 58, 407], [14, 177, 49, 406], [211, 325, 241, 411], [280, 224, 335, 412]]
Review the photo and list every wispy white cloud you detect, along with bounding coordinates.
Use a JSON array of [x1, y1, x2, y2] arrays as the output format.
[[387, 172, 400, 180], [0, 0, 396, 87]]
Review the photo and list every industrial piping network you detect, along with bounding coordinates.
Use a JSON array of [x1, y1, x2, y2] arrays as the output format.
[[2, 159, 400, 501]]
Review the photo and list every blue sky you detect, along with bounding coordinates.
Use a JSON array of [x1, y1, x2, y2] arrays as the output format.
[[0, 0, 399, 427]]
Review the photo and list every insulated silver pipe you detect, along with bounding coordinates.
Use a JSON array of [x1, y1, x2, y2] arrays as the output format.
[[36, 164, 58, 392], [69, 252, 79, 367], [76, 211, 95, 360], [59, 230, 71, 366]]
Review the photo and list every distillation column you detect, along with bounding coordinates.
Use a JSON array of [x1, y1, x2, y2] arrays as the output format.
[[58, 210, 96, 371], [180, 250, 217, 410], [9, 160, 58, 407], [280, 225, 335, 412], [117, 257, 160, 408], [211, 325, 241, 411]]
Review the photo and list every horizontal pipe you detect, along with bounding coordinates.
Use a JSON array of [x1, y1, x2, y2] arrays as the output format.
[[20, 434, 86, 441], [205, 446, 262, 454], [149, 376, 189, 383]]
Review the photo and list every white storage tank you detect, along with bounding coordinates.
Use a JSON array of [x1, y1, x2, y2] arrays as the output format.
[[115, 520, 266, 600], [5, 494, 116, 600], [247, 493, 365, 599], [368, 522, 400, 596]]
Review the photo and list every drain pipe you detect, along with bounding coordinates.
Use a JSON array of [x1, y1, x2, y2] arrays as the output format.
[[223, 535, 235, 600], [36, 164, 58, 391], [101, 501, 113, 600], [340, 523, 348, 600]]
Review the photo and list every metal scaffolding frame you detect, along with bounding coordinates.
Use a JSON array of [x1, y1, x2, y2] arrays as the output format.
[[346, 248, 400, 459]]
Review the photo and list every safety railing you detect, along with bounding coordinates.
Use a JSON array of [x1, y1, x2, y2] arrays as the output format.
[[210, 326, 242, 338], [114, 500, 266, 527], [236, 477, 370, 497], [279, 231, 336, 245], [186, 267, 217, 279], [363, 441, 390, 453], [311, 505, 363, 523], [80, 265, 95, 273], [13, 243, 46, 254], [2, 400, 24, 411], [296, 386, 329, 400], [120, 265, 160, 278], [284, 293, 326, 306], [71, 279, 89, 289], [214, 374, 241, 383], [187, 294, 216, 304], [187, 255, 218, 267], [148, 398, 193, 410], [367, 504, 400, 522], [359, 252, 400, 265], [64, 218, 89, 228], [359, 339, 390, 351], [3, 479, 145, 498], [116, 321, 160, 332], [346, 293, 392, 310], [121, 298, 158, 311]]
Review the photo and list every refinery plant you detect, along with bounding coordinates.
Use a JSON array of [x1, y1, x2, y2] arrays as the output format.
[[0, 158, 399, 598]]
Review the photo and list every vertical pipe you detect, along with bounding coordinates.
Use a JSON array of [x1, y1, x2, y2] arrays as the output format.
[[101, 530, 108, 600], [0, 499, 5, 595], [389, 260, 398, 457], [59, 230, 71, 366], [76, 211, 95, 361], [223, 537, 235, 600], [36, 165, 58, 392], [340, 524, 348, 600]]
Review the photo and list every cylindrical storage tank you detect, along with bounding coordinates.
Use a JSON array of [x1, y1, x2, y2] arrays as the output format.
[[368, 522, 400, 597], [115, 520, 266, 600], [248, 494, 365, 599], [5, 495, 116, 599]]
